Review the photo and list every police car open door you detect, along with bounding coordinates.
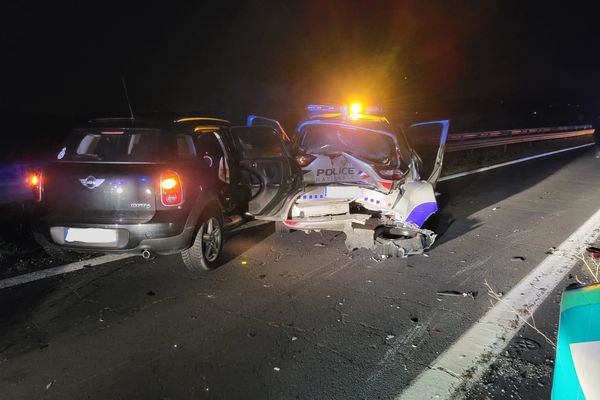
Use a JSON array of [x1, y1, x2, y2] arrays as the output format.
[[229, 126, 300, 218], [406, 120, 449, 184]]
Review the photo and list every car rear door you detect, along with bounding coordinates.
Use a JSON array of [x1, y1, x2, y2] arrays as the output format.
[[228, 126, 300, 218], [406, 120, 449, 184]]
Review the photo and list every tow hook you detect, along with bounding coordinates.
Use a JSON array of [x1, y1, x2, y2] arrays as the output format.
[[141, 249, 153, 260]]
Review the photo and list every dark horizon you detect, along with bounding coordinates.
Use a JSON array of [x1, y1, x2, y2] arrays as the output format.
[[2, 1, 600, 161], [3, 1, 600, 115]]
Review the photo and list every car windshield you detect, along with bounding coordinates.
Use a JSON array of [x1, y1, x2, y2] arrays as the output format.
[[299, 124, 397, 164], [61, 129, 196, 162]]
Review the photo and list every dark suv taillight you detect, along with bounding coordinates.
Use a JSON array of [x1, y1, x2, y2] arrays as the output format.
[[27, 172, 43, 202], [160, 170, 183, 206]]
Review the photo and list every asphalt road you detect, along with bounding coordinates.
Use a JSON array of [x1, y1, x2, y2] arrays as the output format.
[[1, 147, 600, 400]]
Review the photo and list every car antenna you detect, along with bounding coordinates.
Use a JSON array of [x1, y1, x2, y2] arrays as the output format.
[[121, 75, 135, 122]]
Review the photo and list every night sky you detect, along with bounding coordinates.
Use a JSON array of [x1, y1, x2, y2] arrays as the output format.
[[2, 1, 600, 124]]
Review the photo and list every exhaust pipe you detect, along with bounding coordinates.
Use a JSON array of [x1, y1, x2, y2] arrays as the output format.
[[141, 249, 152, 260]]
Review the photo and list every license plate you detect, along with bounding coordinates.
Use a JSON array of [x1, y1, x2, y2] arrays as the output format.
[[64, 228, 117, 243]]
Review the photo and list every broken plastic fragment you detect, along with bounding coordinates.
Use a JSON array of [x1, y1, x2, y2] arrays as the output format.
[[545, 246, 558, 254], [273, 367, 280, 372], [437, 290, 478, 299]]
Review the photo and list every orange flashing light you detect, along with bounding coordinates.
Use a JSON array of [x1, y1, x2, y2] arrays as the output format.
[[349, 103, 362, 114], [28, 174, 40, 186]]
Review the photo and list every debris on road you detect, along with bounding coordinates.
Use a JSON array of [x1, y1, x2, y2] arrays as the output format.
[[370, 255, 388, 263], [98, 307, 113, 323], [514, 337, 541, 351], [586, 246, 600, 259], [437, 290, 478, 299], [386, 334, 395, 341], [314, 243, 326, 247], [146, 290, 156, 296], [511, 256, 526, 262], [273, 367, 280, 372], [492, 206, 500, 211], [45, 380, 55, 391]]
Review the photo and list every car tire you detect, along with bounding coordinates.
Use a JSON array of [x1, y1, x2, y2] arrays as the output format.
[[373, 226, 428, 258], [275, 221, 292, 233], [181, 212, 224, 272]]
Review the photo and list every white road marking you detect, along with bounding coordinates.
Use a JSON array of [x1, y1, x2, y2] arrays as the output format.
[[439, 142, 594, 182], [0, 254, 131, 290], [396, 207, 600, 400]]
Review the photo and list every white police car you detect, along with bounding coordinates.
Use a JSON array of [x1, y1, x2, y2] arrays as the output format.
[[248, 104, 449, 257]]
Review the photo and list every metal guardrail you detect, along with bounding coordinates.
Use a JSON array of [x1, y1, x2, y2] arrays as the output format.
[[446, 125, 594, 152]]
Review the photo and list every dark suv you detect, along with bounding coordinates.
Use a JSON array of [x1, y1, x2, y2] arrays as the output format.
[[32, 117, 300, 271]]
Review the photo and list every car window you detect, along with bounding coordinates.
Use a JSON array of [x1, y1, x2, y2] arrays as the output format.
[[176, 134, 197, 159], [70, 131, 162, 161], [62, 129, 195, 162], [298, 125, 397, 164], [195, 132, 224, 169], [230, 126, 283, 158]]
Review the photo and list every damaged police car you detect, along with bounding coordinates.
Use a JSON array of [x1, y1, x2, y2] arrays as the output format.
[[248, 104, 448, 257]]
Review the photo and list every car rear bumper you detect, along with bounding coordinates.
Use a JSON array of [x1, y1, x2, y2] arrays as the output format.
[[32, 221, 195, 256]]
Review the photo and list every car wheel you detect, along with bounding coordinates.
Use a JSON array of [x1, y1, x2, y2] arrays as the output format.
[[373, 226, 428, 258], [275, 221, 292, 233], [181, 213, 224, 272], [42, 245, 78, 262]]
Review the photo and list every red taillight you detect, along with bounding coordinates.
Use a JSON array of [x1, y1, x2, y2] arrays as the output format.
[[295, 154, 316, 167], [27, 172, 43, 202], [160, 171, 183, 206]]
